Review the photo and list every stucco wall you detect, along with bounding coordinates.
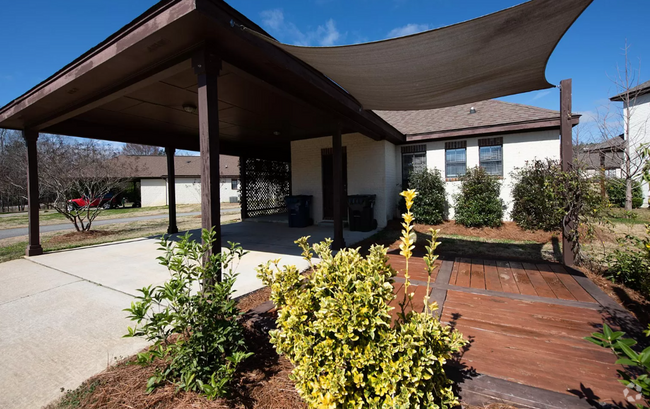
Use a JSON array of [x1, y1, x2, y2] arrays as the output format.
[[290, 133, 396, 228], [626, 93, 650, 207], [410, 129, 560, 220], [140, 177, 237, 207]]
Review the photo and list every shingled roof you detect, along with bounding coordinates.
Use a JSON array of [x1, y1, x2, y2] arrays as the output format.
[[375, 100, 572, 141], [114, 155, 239, 178], [611, 80, 650, 102]]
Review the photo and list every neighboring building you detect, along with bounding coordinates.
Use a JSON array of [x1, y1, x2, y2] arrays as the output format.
[[610, 79, 650, 207], [291, 100, 575, 225], [116, 155, 240, 206], [575, 135, 625, 179]]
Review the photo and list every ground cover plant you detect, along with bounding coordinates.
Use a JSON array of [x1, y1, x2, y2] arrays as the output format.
[[454, 166, 503, 228], [124, 229, 251, 399], [605, 225, 650, 297], [407, 167, 448, 225], [258, 190, 466, 408]]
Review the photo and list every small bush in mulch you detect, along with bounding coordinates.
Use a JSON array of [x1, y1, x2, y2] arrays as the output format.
[[606, 177, 644, 209], [454, 167, 504, 228], [406, 167, 448, 225]]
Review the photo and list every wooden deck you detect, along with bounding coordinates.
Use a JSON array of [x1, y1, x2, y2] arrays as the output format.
[[386, 254, 634, 405]]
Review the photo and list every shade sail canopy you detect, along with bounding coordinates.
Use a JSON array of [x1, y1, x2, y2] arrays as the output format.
[[245, 0, 593, 111]]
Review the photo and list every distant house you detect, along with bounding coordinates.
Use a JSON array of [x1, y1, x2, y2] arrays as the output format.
[[292, 99, 577, 223], [610, 79, 650, 207], [575, 135, 625, 178], [116, 155, 240, 206]]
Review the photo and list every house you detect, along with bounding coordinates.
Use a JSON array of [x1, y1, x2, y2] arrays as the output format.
[[575, 135, 625, 178], [115, 155, 240, 206], [610, 79, 650, 207], [291, 99, 576, 225]]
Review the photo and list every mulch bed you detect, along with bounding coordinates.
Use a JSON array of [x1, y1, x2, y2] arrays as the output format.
[[48, 230, 118, 245]]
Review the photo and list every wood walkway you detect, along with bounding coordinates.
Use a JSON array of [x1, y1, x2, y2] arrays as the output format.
[[386, 254, 634, 405]]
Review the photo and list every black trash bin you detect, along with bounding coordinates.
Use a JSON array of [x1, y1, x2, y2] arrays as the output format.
[[348, 195, 377, 232], [285, 195, 313, 227]]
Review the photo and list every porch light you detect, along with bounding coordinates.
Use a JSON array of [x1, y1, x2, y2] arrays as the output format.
[[182, 103, 197, 114], [470, 107, 477, 114]]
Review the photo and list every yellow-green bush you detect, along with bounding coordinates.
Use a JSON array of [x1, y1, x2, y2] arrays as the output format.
[[257, 190, 466, 408]]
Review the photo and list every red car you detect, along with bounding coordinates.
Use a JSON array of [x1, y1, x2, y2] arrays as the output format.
[[67, 193, 120, 211]]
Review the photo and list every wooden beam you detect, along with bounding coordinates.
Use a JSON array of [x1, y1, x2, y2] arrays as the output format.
[[332, 127, 346, 250], [194, 48, 222, 274], [23, 130, 43, 256], [560, 78, 575, 267], [239, 156, 248, 220], [166, 147, 178, 234]]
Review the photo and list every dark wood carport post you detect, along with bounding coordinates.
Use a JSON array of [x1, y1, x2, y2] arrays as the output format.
[[332, 127, 346, 250], [193, 48, 222, 275], [560, 78, 575, 266], [24, 130, 43, 256], [165, 147, 178, 234], [239, 156, 248, 220]]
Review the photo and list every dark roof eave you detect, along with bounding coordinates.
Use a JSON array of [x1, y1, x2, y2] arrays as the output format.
[[404, 115, 580, 143]]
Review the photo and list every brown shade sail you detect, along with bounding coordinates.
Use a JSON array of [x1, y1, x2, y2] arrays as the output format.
[[244, 0, 593, 111]]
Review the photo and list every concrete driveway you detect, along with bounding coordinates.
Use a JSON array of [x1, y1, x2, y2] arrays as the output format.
[[0, 220, 377, 408]]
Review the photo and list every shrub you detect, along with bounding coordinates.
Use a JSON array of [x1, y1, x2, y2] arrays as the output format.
[[605, 225, 650, 296], [454, 166, 504, 228], [257, 190, 466, 408], [606, 177, 644, 209], [124, 229, 251, 399], [408, 167, 448, 225], [510, 159, 564, 231]]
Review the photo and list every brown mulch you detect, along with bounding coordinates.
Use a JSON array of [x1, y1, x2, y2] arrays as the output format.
[[423, 221, 556, 243], [47, 230, 117, 245], [237, 287, 271, 313]]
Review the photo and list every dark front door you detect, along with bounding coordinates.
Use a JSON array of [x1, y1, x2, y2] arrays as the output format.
[[321, 149, 348, 220]]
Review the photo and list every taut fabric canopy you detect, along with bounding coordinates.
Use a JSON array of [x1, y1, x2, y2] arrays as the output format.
[[244, 0, 593, 111]]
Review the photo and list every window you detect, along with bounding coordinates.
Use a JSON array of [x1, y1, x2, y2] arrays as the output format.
[[445, 141, 467, 180], [479, 137, 503, 176], [604, 168, 618, 178], [401, 145, 427, 189], [231, 178, 239, 190]]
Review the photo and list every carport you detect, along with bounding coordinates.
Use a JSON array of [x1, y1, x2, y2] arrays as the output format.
[[0, 0, 593, 271]]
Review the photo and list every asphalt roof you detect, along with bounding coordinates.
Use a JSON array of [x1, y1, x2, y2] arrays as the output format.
[[375, 100, 561, 136], [611, 79, 650, 101], [114, 154, 239, 178]]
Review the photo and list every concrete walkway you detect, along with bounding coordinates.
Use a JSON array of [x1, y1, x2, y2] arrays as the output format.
[[0, 208, 238, 240], [0, 220, 377, 408]]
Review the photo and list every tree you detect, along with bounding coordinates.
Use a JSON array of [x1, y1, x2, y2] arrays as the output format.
[[121, 143, 163, 156], [596, 42, 650, 210], [0, 129, 28, 212], [39, 136, 133, 232]]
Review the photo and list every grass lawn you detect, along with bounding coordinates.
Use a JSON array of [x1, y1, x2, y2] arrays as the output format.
[[605, 207, 650, 225], [0, 203, 240, 229], [0, 214, 240, 263]]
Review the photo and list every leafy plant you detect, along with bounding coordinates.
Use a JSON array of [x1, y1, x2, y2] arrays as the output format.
[[607, 177, 644, 209], [124, 229, 251, 399], [258, 190, 466, 408], [586, 323, 650, 408], [454, 166, 504, 228], [407, 167, 448, 225], [510, 159, 565, 231], [606, 225, 650, 296]]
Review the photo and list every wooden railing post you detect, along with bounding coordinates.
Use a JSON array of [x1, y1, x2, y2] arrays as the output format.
[[24, 130, 43, 256], [165, 147, 178, 234]]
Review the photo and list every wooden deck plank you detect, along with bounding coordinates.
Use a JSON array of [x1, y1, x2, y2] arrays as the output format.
[[470, 259, 486, 289], [521, 262, 556, 298], [509, 261, 537, 296], [536, 263, 577, 301], [495, 260, 519, 294], [449, 258, 461, 285], [455, 258, 472, 288], [483, 259, 502, 291], [548, 264, 596, 303]]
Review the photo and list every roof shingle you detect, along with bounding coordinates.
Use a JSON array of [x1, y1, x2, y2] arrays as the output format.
[[114, 155, 239, 178]]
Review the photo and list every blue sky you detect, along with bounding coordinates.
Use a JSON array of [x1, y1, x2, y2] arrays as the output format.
[[1, 0, 649, 143]]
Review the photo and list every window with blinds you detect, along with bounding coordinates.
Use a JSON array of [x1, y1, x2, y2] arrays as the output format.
[[479, 137, 503, 176], [401, 145, 427, 189], [445, 141, 466, 180]]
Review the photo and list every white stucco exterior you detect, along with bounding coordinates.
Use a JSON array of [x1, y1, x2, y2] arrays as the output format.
[[139, 177, 238, 207], [291, 129, 560, 225], [291, 133, 398, 228], [624, 92, 650, 207]]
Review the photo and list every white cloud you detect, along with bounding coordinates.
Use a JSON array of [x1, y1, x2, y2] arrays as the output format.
[[387, 23, 430, 39], [260, 9, 345, 46], [531, 89, 552, 101]]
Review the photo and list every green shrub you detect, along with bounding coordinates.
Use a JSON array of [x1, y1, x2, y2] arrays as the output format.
[[606, 225, 650, 296], [454, 166, 504, 228], [257, 190, 466, 408], [408, 167, 448, 225], [586, 323, 650, 408], [606, 178, 644, 209], [510, 159, 565, 231], [124, 229, 251, 399]]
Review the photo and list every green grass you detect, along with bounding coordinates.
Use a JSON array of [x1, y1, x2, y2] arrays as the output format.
[[45, 380, 101, 409], [606, 208, 650, 225]]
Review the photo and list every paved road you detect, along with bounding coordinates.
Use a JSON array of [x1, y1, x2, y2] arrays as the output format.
[[0, 209, 240, 240]]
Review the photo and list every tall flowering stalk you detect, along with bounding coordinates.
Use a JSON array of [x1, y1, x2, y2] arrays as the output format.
[[398, 189, 417, 319], [423, 228, 441, 315]]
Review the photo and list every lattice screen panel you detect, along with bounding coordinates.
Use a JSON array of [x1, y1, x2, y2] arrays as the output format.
[[241, 157, 291, 218]]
